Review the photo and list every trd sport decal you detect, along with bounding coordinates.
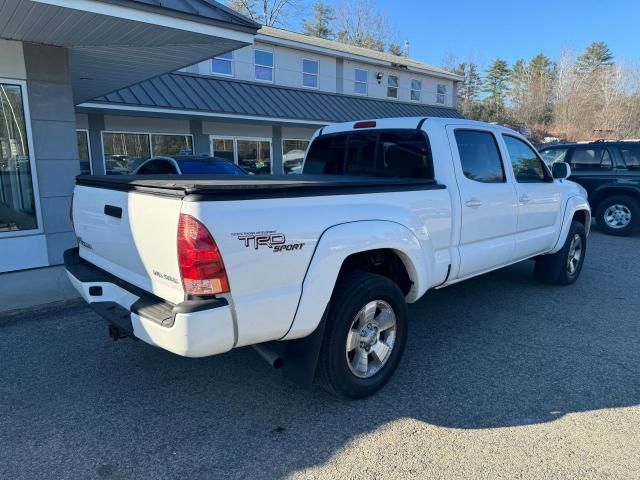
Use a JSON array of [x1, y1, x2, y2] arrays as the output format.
[[233, 231, 305, 252]]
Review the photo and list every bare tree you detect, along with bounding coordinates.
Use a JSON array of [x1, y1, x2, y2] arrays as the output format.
[[334, 0, 396, 52], [226, 0, 303, 28]]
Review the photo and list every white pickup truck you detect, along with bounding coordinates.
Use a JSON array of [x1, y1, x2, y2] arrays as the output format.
[[66, 117, 590, 398]]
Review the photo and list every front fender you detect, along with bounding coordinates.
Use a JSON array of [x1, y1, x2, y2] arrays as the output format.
[[550, 195, 591, 254], [281, 220, 432, 341]]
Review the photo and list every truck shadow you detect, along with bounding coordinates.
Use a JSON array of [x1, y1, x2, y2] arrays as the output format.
[[1, 232, 638, 479]]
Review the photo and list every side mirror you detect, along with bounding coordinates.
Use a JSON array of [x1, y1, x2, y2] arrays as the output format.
[[552, 162, 571, 180]]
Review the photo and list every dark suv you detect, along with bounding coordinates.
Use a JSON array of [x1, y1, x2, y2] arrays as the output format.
[[540, 142, 640, 236]]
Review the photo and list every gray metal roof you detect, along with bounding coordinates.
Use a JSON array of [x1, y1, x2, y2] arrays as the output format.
[[99, 0, 260, 29], [89, 73, 463, 124]]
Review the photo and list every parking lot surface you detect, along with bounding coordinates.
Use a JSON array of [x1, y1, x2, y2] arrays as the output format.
[[1, 230, 639, 479]]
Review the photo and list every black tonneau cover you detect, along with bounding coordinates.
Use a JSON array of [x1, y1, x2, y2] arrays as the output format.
[[76, 174, 444, 201]]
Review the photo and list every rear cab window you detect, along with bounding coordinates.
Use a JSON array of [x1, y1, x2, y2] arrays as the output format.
[[304, 130, 433, 179]]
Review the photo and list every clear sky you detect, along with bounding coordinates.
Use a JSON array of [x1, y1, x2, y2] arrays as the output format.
[[326, 0, 640, 70]]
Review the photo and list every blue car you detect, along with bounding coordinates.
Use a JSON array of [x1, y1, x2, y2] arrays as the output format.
[[133, 155, 248, 175]]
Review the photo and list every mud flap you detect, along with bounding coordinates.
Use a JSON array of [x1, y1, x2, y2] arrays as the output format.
[[282, 304, 329, 387]]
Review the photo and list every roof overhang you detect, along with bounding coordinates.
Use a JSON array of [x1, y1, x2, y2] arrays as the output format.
[[0, 0, 258, 102]]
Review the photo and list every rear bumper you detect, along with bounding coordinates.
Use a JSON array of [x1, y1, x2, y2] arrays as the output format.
[[64, 248, 235, 358]]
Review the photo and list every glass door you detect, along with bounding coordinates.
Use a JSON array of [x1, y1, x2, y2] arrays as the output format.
[[0, 81, 39, 235]]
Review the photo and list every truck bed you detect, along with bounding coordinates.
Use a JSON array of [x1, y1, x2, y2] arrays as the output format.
[[76, 174, 444, 200]]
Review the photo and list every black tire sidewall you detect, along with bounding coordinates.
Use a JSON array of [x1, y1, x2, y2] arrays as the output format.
[[322, 272, 408, 399], [596, 195, 639, 236], [559, 221, 587, 285]]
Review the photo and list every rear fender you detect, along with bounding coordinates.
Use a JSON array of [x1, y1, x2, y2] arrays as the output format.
[[281, 220, 431, 341], [550, 195, 591, 254]]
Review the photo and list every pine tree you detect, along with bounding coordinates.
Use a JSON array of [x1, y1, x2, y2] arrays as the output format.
[[452, 62, 483, 118], [483, 58, 511, 121], [576, 41, 614, 73], [302, 1, 335, 39]]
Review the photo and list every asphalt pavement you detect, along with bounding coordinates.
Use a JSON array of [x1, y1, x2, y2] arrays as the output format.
[[1, 229, 639, 479]]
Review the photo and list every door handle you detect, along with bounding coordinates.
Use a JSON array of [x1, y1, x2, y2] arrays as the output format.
[[519, 194, 531, 204], [465, 198, 483, 209]]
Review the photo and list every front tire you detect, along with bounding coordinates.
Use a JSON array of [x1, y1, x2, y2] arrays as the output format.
[[317, 271, 408, 399], [535, 220, 587, 285], [595, 195, 639, 236]]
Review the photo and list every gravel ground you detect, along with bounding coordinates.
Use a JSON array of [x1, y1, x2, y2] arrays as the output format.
[[1, 230, 639, 479]]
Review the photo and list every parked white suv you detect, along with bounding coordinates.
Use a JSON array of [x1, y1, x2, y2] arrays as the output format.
[[65, 117, 590, 398]]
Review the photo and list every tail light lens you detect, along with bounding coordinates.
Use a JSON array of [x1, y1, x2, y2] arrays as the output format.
[[177, 214, 230, 296]]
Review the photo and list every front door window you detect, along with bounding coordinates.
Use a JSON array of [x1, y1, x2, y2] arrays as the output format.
[[0, 82, 37, 233]]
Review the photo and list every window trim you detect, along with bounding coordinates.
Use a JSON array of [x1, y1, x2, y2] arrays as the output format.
[[0, 78, 43, 239], [302, 58, 319, 89], [454, 128, 507, 184], [100, 131, 194, 174], [254, 49, 275, 83], [76, 128, 93, 175], [502, 134, 553, 183], [387, 75, 399, 99], [354, 68, 369, 96], [210, 51, 234, 77], [410, 79, 422, 102]]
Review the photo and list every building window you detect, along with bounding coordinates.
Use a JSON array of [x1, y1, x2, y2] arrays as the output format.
[[411, 79, 422, 102], [76, 130, 91, 175], [103, 132, 150, 174], [255, 50, 274, 82], [283, 139, 310, 173], [0, 82, 38, 234], [237, 138, 272, 174], [211, 51, 233, 76], [354, 69, 368, 95], [212, 137, 235, 162], [102, 132, 193, 174], [437, 84, 447, 105], [151, 134, 193, 157], [387, 75, 399, 99], [213, 137, 273, 175], [303, 59, 319, 89]]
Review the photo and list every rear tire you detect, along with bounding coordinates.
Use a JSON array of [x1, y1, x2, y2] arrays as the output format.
[[595, 195, 639, 236], [535, 220, 587, 285], [317, 271, 408, 399]]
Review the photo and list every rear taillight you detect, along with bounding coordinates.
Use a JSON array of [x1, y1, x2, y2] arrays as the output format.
[[177, 214, 230, 297]]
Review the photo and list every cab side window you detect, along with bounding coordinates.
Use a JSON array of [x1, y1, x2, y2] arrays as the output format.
[[503, 135, 550, 183], [454, 130, 506, 183], [569, 147, 612, 171]]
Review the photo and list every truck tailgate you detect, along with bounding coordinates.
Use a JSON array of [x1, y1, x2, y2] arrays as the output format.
[[72, 185, 184, 304]]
